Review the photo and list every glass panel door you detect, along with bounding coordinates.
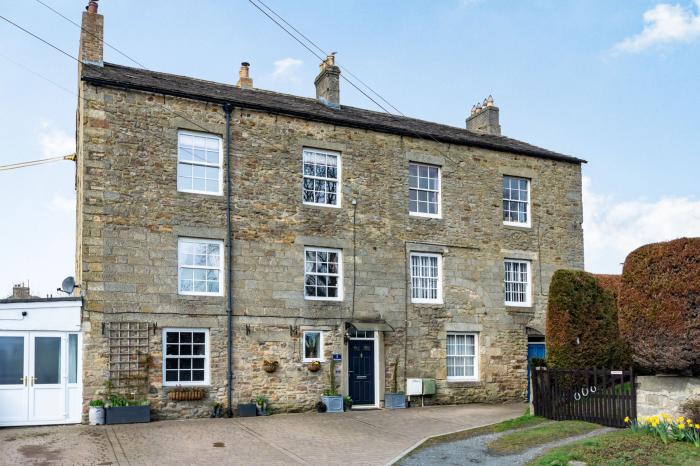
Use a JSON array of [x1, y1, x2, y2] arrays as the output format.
[[29, 333, 65, 422], [34, 337, 62, 385], [0, 332, 29, 424], [0, 336, 25, 385]]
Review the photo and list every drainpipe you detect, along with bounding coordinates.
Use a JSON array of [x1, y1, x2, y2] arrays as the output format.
[[224, 103, 234, 417]]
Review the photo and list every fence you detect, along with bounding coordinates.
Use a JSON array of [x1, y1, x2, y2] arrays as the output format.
[[532, 367, 636, 428]]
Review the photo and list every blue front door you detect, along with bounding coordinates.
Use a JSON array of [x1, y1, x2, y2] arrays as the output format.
[[348, 339, 374, 406], [527, 343, 546, 400]]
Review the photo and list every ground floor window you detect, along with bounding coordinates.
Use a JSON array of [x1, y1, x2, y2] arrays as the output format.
[[163, 328, 209, 386], [302, 330, 323, 362], [447, 332, 478, 381]]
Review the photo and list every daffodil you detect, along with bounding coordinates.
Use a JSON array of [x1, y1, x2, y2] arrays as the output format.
[[624, 416, 630, 423], [679, 423, 686, 430], [695, 424, 700, 429]]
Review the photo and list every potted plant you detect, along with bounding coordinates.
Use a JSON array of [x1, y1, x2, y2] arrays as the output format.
[[384, 357, 407, 409], [308, 361, 321, 372], [104, 394, 151, 424], [237, 401, 257, 417], [210, 401, 223, 418], [343, 396, 353, 412], [88, 399, 105, 425], [255, 395, 271, 416], [321, 359, 344, 413], [167, 385, 205, 401], [263, 360, 279, 373]]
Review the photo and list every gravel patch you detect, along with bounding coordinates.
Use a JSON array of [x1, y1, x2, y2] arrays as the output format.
[[397, 425, 614, 466]]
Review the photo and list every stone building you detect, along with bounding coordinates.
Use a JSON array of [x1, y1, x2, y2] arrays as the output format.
[[75, 3, 584, 419]]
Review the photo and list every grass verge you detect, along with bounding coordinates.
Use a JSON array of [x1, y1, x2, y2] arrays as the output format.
[[487, 420, 599, 455], [528, 429, 700, 466], [395, 413, 546, 463]]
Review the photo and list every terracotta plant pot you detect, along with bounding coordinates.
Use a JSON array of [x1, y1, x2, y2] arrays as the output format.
[[263, 361, 279, 373]]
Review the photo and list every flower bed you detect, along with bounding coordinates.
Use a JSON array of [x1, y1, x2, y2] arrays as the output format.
[[626, 413, 700, 447]]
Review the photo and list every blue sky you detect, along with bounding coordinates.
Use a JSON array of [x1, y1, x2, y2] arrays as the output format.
[[1, 0, 700, 296]]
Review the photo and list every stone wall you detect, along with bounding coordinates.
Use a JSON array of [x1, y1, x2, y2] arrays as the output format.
[[637, 376, 700, 418], [76, 78, 584, 418]]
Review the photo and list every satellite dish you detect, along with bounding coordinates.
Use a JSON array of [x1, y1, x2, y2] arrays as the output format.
[[59, 276, 76, 295]]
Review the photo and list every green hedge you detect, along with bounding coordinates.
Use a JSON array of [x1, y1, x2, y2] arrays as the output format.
[[618, 237, 700, 374], [546, 270, 629, 368]]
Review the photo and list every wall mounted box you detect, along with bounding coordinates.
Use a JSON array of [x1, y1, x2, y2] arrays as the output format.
[[422, 378, 436, 395], [406, 378, 423, 396]]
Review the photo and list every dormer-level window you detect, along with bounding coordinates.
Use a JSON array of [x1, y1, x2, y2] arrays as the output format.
[[302, 148, 341, 207], [503, 176, 530, 227], [177, 131, 223, 195]]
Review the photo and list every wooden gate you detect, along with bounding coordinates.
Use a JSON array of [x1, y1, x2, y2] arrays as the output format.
[[532, 367, 636, 428]]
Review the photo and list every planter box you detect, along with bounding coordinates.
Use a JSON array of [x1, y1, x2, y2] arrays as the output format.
[[321, 395, 344, 413], [105, 406, 150, 425], [167, 389, 205, 401], [237, 403, 257, 417], [384, 393, 406, 409]]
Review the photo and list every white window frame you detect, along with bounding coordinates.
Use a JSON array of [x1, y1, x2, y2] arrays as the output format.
[[162, 328, 210, 387], [178, 238, 225, 297], [176, 130, 223, 196], [304, 247, 343, 301], [302, 147, 342, 208], [409, 162, 442, 218], [502, 176, 531, 228], [504, 259, 532, 307], [409, 252, 443, 304], [302, 330, 324, 362], [446, 332, 479, 382]]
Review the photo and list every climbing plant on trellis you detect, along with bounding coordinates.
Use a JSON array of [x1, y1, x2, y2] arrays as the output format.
[[106, 321, 151, 398]]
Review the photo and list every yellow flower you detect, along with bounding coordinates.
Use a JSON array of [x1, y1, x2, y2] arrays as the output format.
[[677, 417, 685, 424], [695, 424, 700, 429], [687, 418, 693, 425], [624, 416, 630, 423], [679, 423, 686, 430]]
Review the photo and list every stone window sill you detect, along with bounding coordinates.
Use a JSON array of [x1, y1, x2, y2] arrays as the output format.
[[446, 380, 484, 387]]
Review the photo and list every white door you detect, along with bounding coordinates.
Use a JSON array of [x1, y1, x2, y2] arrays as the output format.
[[0, 332, 29, 423], [28, 332, 66, 422]]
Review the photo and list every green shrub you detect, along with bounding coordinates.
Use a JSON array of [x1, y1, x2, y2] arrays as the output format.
[[88, 399, 104, 407], [546, 269, 629, 368], [618, 238, 700, 374]]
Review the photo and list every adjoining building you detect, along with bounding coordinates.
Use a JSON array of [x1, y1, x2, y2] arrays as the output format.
[[71, 2, 583, 419]]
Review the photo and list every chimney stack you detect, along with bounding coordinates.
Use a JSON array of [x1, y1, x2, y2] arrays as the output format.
[[237, 62, 253, 89], [466, 95, 501, 136], [314, 53, 340, 109], [12, 283, 30, 300], [79, 0, 103, 66]]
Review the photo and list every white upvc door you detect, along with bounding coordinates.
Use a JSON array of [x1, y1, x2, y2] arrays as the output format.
[[28, 332, 66, 423], [0, 332, 29, 424]]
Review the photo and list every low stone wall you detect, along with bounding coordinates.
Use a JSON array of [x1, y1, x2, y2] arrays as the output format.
[[637, 375, 700, 418]]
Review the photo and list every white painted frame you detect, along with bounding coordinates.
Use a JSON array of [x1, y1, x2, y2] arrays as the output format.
[[446, 332, 480, 382], [302, 330, 324, 362], [177, 238, 225, 297], [408, 162, 442, 219], [502, 175, 531, 228], [303, 247, 344, 301], [504, 259, 532, 307], [301, 147, 342, 208], [162, 328, 211, 387], [347, 330, 380, 408], [409, 252, 443, 304], [176, 130, 224, 196]]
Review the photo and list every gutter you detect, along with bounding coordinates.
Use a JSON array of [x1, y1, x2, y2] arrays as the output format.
[[224, 104, 234, 417], [81, 75, 586, 165]]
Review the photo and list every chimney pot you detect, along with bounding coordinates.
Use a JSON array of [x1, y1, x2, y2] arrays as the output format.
[[237, 62, 253, 89], [314, 53, 340, 109], [467, 95, 501, 136], [86, 0, 98, 14]]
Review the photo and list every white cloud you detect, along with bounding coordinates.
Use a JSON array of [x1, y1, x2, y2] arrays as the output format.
[[583, 176, 700, 273], [38, 120, 74, 158], [613, 0, 700, 53], [49, 193, 75, 213], [271, 58, 303, 83]]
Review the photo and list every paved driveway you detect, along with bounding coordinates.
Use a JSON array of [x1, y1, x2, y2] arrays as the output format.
[[0, 403, 523, 465]]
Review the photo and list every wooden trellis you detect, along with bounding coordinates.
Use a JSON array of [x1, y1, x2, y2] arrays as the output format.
[[107, 321, 151, 395]]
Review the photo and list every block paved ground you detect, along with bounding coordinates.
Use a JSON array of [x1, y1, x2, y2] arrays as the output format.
[[0, 403, 523, 465]]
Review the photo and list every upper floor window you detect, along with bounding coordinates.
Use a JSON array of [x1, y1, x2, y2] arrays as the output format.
[[410, 252, 442, 304], [304, 247, 342, 300], [302, 148, 340, 207], [504, 259, 531, 306], [447, 333, 478, 381], [409, 163, 441, 217], [163, 328, 209, 386], [178, 238, 224, 296], [177, 131, 222, 195], [503, 176, 530, 226]]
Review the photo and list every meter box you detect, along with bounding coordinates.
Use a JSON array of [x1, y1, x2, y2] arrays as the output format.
[[406, 378, 423, 395], [422, 378, 436, 395]]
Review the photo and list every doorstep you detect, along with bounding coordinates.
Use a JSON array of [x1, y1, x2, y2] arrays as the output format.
[[351, 405, 381, 411]]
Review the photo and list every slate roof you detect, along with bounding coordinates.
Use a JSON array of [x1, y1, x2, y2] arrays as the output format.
[[82, 63, 585, 164]]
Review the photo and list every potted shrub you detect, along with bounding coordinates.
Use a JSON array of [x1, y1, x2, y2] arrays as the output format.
[[343, 396, 353, 412], [308, 361, 321, 372], [255, 395, 271, 416], [237, 401, 257, 417], [88, 399, 105, 425], [104, 394, 150, 425], [263, 360, 279, 373], [210, 401, 223, 418], [384, 357, 407, 409], [320, 359, 344, 413]]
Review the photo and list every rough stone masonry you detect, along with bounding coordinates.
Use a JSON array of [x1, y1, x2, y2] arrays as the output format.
[[75, 3, 584, 419]]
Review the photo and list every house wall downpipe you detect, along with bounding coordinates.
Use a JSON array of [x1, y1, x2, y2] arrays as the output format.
[[224, 103, 234, 417]]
